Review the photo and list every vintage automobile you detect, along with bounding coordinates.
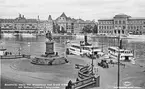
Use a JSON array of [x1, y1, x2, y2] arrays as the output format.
[[98, 60, 109, 68]]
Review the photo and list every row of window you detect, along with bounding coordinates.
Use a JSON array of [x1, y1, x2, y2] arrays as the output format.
[[99, 25, 145, 30], [99, 31, 113, 33], [115, 20, 126, 24], [128, 21, 145, 24], [99, 21, 113, 24], [99, 20, 145, 25], [66, 25, 74, 29], [99, 26, 113, 29], [128, 26, 142, 29], [98, 30, 125, 34]]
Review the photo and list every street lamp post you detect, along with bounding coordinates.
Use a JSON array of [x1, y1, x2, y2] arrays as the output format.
[[117, 28, 121, 89], [91, 47, 94, 75]]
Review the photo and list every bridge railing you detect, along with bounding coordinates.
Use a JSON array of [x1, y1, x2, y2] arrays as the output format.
[[65, 65, 100, 89], [65, 76, 100, 89]]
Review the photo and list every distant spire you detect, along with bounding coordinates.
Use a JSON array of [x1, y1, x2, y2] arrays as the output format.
[[48, 15, 52, 20], [19, 13, 21, 18], [22, 15, 24, 18], [38, 15, 40, 20]]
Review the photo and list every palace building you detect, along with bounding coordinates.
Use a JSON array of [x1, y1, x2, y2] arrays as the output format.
[[98, 14, 145, 35], [0, 14, 38, 33]]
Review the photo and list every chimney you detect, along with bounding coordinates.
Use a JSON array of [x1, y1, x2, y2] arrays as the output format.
[[84, 35, 87, 45], [19, 14, 21, 18]]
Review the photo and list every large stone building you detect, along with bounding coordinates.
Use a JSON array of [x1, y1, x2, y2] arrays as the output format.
[[55, 12, 96, 34], [0, 14, 38, 33], [0, 13, 95, 34], [98, 14, 145, 35], [37, 15, 53, 34]]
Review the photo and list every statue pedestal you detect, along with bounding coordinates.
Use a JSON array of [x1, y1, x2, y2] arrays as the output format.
[[45, 41, 55, 55]]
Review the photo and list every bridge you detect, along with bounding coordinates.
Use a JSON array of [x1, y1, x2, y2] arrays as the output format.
[[65, 64, 100, 89]]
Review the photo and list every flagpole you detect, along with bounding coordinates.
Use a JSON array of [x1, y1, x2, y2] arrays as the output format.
[[117, 28, 121, 89]]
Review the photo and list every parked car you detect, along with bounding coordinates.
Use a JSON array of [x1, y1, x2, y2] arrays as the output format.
[[98, 60, 109, 68]]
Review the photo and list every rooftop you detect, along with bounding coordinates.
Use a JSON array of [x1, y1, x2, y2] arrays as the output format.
[[60, 12, 67, 18], [114, 13, 131, 18]]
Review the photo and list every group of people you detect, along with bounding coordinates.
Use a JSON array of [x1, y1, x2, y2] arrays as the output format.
[[4, 51, 12, 56]]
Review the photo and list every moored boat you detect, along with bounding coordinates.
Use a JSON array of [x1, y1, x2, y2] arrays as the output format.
[[0, 48, 30, 59], [108, 46, 134, 61], [21, 33, 36, 37], [67, 42, 103, 57]]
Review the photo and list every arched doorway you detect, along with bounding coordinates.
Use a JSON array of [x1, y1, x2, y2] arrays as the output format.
[[118, 30, 120, 34], [114, 30, 116, 34]]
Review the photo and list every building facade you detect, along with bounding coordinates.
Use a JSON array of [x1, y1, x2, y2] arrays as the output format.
[[98, 14, 145, 35], [0, 14, 38, 33], [55, 12, 95, 34], [0, 13, 96, 34]]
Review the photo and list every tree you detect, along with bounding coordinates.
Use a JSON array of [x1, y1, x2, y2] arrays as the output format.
[[55, 24, 60, 33], [92, 25, 98, 34], [52, 22, 57, 33], [82, 24, 93, 33]]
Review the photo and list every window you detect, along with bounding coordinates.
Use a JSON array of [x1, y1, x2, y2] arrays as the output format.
[[104, 26, 106, 29], [123, 21, 126, 24], [99, 26, 101, 29], [107, 26, 109, 29], [118, 30, 120, 34], [115, 21, 118, 24], [119, 20, 121, 24], [134, 26, 136, 29], [114, 30, 116, 33], [123, 26, 126, 29], [122, 30, 124, 34]]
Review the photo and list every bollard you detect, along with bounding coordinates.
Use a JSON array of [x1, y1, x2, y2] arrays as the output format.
[[96, 76, 100, 87]]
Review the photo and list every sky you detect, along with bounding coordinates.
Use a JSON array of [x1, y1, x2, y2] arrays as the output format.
[[0, 0, 145, 21]]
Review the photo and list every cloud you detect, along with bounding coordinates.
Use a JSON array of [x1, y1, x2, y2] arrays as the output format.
[[0, 0, 145, 20]]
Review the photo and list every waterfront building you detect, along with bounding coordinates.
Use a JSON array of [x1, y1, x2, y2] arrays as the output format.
[[55, 12, 95, 34], [37, 15, 53, 34], [98, 14, 145, 35], [0, 13, 95, 34], [0, 14, 38, 33]]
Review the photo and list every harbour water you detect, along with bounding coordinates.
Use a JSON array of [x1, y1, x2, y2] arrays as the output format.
[[1, 35, 145, 89], [1, 35, 145, 59]]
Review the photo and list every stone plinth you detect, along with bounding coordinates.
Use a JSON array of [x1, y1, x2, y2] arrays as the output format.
[[45, 41, 54, 55]]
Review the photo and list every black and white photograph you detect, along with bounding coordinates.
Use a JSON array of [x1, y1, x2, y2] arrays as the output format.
[[0, 0, 145, 89]]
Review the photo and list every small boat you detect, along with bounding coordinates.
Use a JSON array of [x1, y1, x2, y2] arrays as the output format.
[[21, 33, 36, 37], [108, 46, 134, 61], [0, 48, 30, 59]]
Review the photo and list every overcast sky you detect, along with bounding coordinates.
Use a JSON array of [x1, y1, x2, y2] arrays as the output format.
[[0, 0, 145, 21]]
